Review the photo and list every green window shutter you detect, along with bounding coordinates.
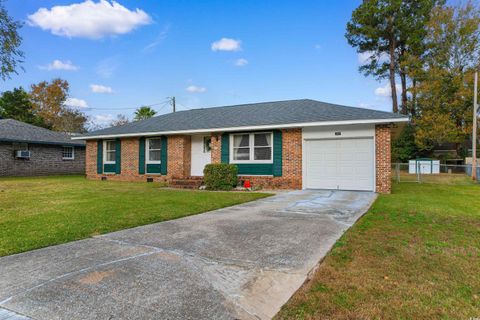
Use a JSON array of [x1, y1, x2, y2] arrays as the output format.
[[221, 134, 229, 163], [139, 137, 145, 174], [97, 140, 103, 174], [115, 139, 121, 174], [273, 130, 282, 177], [161, 136, 168, 175]]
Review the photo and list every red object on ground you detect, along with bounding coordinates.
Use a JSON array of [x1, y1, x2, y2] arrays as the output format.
[[244, 180, 251, 189]]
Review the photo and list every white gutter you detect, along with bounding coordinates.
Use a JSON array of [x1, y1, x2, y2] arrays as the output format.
[[72, 117, 409, 140]]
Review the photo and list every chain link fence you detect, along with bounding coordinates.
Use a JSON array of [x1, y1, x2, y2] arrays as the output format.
[[392, 162, 480, 184]]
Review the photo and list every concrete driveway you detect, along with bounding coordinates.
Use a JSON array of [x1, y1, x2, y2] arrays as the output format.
[[0, 190, 376, 320]]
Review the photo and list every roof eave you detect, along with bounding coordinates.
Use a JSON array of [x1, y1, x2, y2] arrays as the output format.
[[0, 138, 86, 146], [73, 117, 409, 140]]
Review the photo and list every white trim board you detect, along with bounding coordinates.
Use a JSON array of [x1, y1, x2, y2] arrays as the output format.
[[72, 118, 408, 140]]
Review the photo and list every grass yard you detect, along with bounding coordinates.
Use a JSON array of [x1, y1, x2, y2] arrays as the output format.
[[0, 176, 270, 257], [276, 179, 480, 319]]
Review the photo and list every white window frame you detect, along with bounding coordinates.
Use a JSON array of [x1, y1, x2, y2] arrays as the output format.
[[146, 138, 162, 164], [62, 146, 75, 160], [229, 132, 273, 164], [103, 140, 116, 164]]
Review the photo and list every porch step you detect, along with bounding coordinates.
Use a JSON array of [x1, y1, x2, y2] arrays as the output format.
[[170, 177, 203, 189]]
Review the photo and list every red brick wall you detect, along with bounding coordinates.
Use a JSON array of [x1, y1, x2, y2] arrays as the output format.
[[77, 130, 303, 189], [229, 129, 303, 190], [210, 133, 222, 164], [167, 135, 191, 178], [375, 125, 392, 194], [86, 137, 175, 182], [282, 128, 302, 188], [84, 126, 391, 192]]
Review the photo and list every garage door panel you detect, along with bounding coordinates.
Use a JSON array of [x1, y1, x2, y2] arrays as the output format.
[[356, 139, 371, 148], [305, 138, 374, 191], [339, 153, 354, 161], [355, 152, 370, 161], [324, 153, 337, 161], [337, 166, 354, 176], [308, 178, 337, 189]]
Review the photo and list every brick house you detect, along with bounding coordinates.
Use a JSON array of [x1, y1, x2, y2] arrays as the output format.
[[0, 119, 85, 177], [74, 99, 408, 193]]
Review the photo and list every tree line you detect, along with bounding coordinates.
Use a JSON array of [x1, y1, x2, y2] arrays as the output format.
[[0, 80, 158, 133], [346, 0, 480, 160], [0, 80, 89, 133]]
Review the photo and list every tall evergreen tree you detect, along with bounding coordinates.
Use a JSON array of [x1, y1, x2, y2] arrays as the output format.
[[346, 0, 441, 114], [0, 87, 43, 125]]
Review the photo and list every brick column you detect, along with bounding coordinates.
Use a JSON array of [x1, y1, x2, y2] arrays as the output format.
[[85, 140, 97, 179], [184, 136, 191, 177], [282, 129, 302, 189], [167, 135, 192, 178], [210, 133, 222, 164], [120, 138, 139, 179], [375, 125, 392, 194]]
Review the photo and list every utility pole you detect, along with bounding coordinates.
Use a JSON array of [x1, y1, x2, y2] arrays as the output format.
[[172, 96, 176, 113], [473, 70, 478, 180]]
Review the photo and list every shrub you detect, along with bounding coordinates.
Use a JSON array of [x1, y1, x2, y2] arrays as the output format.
[[203, 164, 238, 190]]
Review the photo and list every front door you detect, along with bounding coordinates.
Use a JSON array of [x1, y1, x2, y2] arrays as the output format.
[[190, 135, 212, 176]]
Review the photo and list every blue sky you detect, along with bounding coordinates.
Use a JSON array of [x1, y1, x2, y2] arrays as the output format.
[[2, 0, 394, 126]]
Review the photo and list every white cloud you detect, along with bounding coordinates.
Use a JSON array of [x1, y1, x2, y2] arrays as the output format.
[[375, 83, 401, 97], [39, 60, 79, 71], [234, 58, 248, 67], [27, 0, 152, 39], [314, 44, 321, 50], [65, 97, 89, 109], [211, 38, 241, 51], [358, 51, 389, 64], [186, 85, 207, 93], [90, 84, 113, 94]]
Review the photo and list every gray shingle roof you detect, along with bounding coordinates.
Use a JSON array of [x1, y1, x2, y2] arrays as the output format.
[[0, 119, 85, 146], [80, 99, 408, 138]]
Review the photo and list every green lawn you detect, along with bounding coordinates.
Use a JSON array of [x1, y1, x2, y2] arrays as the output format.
[[0, 176, 270, 257], [276, 179, 480, 319]]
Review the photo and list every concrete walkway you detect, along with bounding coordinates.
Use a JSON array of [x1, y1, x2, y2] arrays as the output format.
[[0, 190, 376, 320]]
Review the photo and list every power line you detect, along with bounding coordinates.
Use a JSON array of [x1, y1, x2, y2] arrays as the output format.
[[82, 97, 193, 115], [153, 102, 170, 115], [82, 99, 171, 111], [176, 103, 192, 111]]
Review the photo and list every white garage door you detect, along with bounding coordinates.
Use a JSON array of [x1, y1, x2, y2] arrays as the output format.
[[305, 138, 374, 191]]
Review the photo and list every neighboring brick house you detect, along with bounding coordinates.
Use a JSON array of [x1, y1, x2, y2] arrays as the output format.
[[74, 99, 408, 193], [0, 119, 85, 177]]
